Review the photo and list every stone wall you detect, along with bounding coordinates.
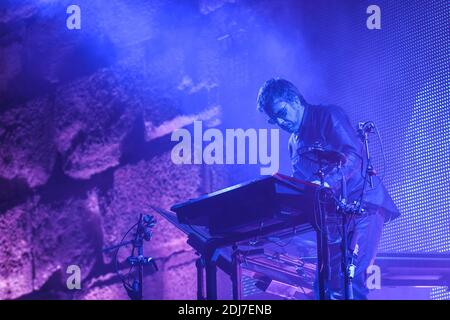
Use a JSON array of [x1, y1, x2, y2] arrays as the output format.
[[0, 0, 240, 299]]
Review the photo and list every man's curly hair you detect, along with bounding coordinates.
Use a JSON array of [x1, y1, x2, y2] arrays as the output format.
[[256, 78, 307, 115]]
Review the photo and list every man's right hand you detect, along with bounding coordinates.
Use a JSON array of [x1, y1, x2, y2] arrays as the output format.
[[311, 180, 330, 188]]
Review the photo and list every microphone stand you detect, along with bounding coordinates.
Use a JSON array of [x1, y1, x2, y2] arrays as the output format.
[[337, 162, 355, 300], [336, 121, 375, 300], [103, 214, 158, 300], [129, 214, 145, 300], [314, 160, 331, 300], [358, 122, 376, 191]]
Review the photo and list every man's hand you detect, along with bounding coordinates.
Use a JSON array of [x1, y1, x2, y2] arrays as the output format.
[[311, 180, 330, 187]]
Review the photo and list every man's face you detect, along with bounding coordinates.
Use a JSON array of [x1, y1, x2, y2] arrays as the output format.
[[267, 98, 303, 133]]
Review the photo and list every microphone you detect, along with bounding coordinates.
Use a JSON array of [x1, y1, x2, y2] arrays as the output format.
[[357, 121, 375, 135], [347, 244, 359, 280], [357, 122, 375, 143]]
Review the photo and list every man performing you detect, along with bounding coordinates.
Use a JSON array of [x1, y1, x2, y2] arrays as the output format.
[[256, 78, 400, 300]]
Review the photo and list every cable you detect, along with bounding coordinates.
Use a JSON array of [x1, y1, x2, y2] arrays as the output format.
[[361, 122, 386, 193], [374, 124, 387, 184], [114, 222, 139, 289], [263, 228, 297, 248]]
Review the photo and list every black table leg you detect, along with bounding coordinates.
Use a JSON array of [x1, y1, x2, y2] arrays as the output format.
[[205, 253, 218, 300], [196, 257, 205, 300], [231, 245, 242, 300]]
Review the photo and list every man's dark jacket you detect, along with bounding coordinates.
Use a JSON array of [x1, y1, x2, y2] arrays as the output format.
[[288, 103, 400, 221]]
